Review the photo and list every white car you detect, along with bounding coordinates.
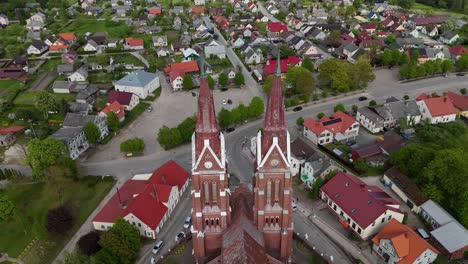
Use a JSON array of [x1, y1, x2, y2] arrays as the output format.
[[183, 216, 192, 229], [152, 240, 164, 254], [292, 201, 297, 211], [222, 99, 227, 104], [150, 257, 155, 264]]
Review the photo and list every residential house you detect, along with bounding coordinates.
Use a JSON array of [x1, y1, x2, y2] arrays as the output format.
[[107, 90, 140, 111], [421, 25, 439, 37], [367, 11, 380, 20], [308, 28, 327, 40], [156, 47, 172, 57], [445, 91, 468, 118], [0, 14, 8, 27], [356, 106, 386, 133], [350, 144, 386, 167], [288, 137, 317, 176], [76, 85, 99, 104], [244, 49, 263, 65], [152, 35, 168, 47], [225, 68, 237, 80], [124, 37, 144, 50], [320, 172, 404, 240], [27, 40, 48, 55], [373, 99, 422, 129], [419, 200, 468, 260], [262, 56, 301, 76], [107, 39, 119, 48], [68, 67, 88, 82], [92, 160, 189, 239], [62, 50, 78, 64], [147, 7, 162, 17], [439, 31, 459, 45], [191, 7, 205, 16], [382, 167, 428, 214], [100, 101, 126, 122], [51, 127, 89, 160], [114, 71, 160, 99], [183, 48, 200, 60], [57, 64, 75, 75], [0, 126, 25, 146], [62, 112, 108, 142], [83, 39, 99, 52], [416, 94, 457, 124], [266, 22, 288, 37], [49, 33, 77, 53], [194, 0, 205, 5], [448, 45, 468, 60], [173, 16, 182, 30], [69, 102, 92, 115], [52, 80, 73, 93], [372, 219, 439, 264], [361, 24, 377, 34], [205, 45, 226, 59], [26, 12, 46, 31], [303, 111, 359, 145], [163, 61, 199, 90]]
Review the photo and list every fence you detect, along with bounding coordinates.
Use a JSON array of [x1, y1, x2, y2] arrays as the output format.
[[317, 144, 363, 175]]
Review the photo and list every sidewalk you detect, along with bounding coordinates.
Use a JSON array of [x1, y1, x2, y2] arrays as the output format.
[[296, 201, 372, 264]]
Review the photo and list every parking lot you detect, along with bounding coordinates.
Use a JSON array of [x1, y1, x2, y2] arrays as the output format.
[[87, 72, 254, 162]]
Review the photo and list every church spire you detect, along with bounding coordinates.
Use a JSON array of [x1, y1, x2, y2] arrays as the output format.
[[261, 47, 286, 155], [195, 56, 220, 156]]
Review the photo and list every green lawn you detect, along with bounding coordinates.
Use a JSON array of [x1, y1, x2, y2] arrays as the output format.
[[0, 79, 23, 90], [57, 20, 133, 39], [37, 59, 62, 73], [410, 3, 468, 18], [13, 92, 75, 106], [0, 176, 115, 263]]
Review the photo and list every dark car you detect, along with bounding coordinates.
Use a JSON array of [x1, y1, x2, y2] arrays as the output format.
[[358, 96, 368, 101], [345, 140, 356, 146], [175, 232, 186, 242], [192, 92, 197, 97], [227, 99, 232, 105], [456, 73, 465, 76], [220, 88, 228, 92], [226, 127, 235, 133], [293, 106, 303, 112]]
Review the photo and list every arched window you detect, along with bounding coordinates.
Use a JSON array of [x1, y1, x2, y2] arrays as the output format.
[[270, 217, 274, 224], [204, 182, 210, 205], [276, 216, 279, 224], [211, 218, 214, 225], [266, 180, 272, 205], [274, 180, 280, 202], [216, 218, 219, 226], [205, 219, 209, 226], [265, 217, 269, 224], [212, 181, 217, 204]]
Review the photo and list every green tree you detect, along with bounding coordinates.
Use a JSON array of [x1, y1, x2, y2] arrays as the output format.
[[234, 72, 245, 85], [285, 66, 315, 95], [296, 116, 304, 126], [26, 138, 66, 178], [398, 0, 415, 9], [60, 251, 92, 264], [348, 57, 375, 89], [318, 58, 350, 92], [456, 53, 468, 71], [96, 54, 108, 65], [157, 126, 173, 149], [352, 104, 358, 112], [441, 59, 454, 73], [334, 103, 346, 112], [99, 218, 141, 264], [353, 159, 369, 173], [325, 30, 341, 47], [385, 34, 396, 44], [106, 112, 120, 132], [0, 195, 14, 222], [218, 108, 232, 129], [353, 0, 362, 8], [176, 116, 197, 143], [182, 75, 193, 90], [218, 72, 228, 86], [302, 57, 314, 72], [36, 90, 57, 120], [262, 75, 275, 94], [369, 100, 377, 106], [460, 88, 467, 95], [411, 49, 420, 62], [120, 138, 145, 153], [404, 94, 410, 100], [208, 75, 215, 90], [317, 112, 325, 119], [248, 96, 264, 118], [84, 122, 101, 144]]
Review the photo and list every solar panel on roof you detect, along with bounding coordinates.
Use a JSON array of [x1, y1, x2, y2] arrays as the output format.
[[323, 118, 342, 126]]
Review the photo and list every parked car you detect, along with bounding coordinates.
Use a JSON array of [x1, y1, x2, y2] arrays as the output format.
[[220, 88, 228, 92], [293, 106, 303, 112], [192, 92, 197, 97], [456, 73, 465, 76], [227, 99, 232, 105], [152, 240, 165, 254], [184, 216, 192, 229], [226, 127, 235, 133], [151, 257, 155, 264], [147, 106, 153, 112], [291, 201, 297, 211], [358, 96, 367, 101], [345, 140, 356, 146], [175, 231, 186, 242], [222, 99, 227, 105]]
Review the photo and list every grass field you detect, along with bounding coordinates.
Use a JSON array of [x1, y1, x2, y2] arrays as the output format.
[[37, 59, 62, 73], [0, 79, 23, 90], [58, 20, 133, 39], [13, 92, 75, 106], [410, 3, 468, 18], [0, 176, 115, 263]]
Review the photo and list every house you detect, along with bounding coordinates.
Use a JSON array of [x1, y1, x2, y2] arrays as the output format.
[[0, 126, 25, 146], [244, 49, 263, 65], [367, 11, 380, 20], [62, 50, 78, 64], [0, 14, 8, 27], [57, 64, 75, 75], [320, 172, 404, 240], [183, 48, 200, 60], [361, 24, 377, 34], [124, 37, 144, 50], [107, 90, 140, 111], [372, 219, 439, 264], [173, 16, 182, 30], [114, 71, 160, 99], [262, 56, 301, 76], [373, 99, 422, 129], [445, 91, 468, 117], [421, 25, 439, 37], [83, 39, 99, 52], [225, 68, 237, 80], [156, 47, 172, 57], [27, 40, 48, 55], [107, 39, 119, 48], [152, 35, 168, 47], [303, 111, 359, 145], [68, 67, 88, 82], [191, 7, 205, 16], [163, 60, 199, 91], [382, 167, 428, 213], [266, 22, 288, 36], [100, 101, 125, 122], [52, 80, 73, 93], [448, 45, 468, 60], [288, 137, 317, 176], [194, 0, 205, 5], [51, 127, 89, 160], [356, 106, 385, 133], [416, 94, 457, 124], [147, 7, 162, 16], [76, 85, 99, 104], [49, 33, 76, 53], [205, 45, 226, 59], [308, 28, 327, 40], [439, 31, 459, 45], [26, 12, 46, 31], [69, 102, 92, 115], [62, 113, 108, 142], [92, 160, 190, 239], [419, 200, 468, 260]]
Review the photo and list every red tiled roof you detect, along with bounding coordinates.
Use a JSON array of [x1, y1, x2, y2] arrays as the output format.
[[169, 68, 184, 82], [303, 111, 357, 136], [321, 172, 401, 229], [163, 60, 199, 75], [266, 22, 287, 33], [361, 24, 377, 30], [0, 126, 25, 135], [263, 56, 301, 76], [107, 90, 136, 106], [148, 7, 162, 15], [420, 95, 458, 117], [101, 101, 125, 119], [58, 33, 76, 41], [358, 31, 372, 41], [415, 93, 430, 101], [381, 17, 394, 27], [341, 33, 356, 42], [448, 45, 468, 56], [191, 7, 205, 13], [147, 159, 190, 191], [125, 37, 144, 47], [445, 91, 468, 111], [372, 219, 439, 264], [247, 2, 256, 8]]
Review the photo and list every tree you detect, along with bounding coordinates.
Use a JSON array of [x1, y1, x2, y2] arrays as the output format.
[[369, 100, 377, 106], [207, 75, 215, 89], [36, 90, 57, 120], [352, 104, 358, 112], [262, 75, 274, 94], [234, 72, 245, 86], [325, 30, 341, 47], [248, 96, 264, 118], [385, 35, 396, 44], [176, 116, 197, 143], [318, 59, 350, 92], [61, 251, 92, 264], [182, 75, 193, 90], [334, 103, 346, 112], [120, 138, 145, 153], [317, 112, 325, 119], [157, 126, 173, 150], [0, 196, 14, 222], [99, 218, 140, 264], [460, 88, 467, 95], [410, 49, 420, 62], [46, 205, 73, 235], [78, 231, 101, 256], [218, 72, 228, 86], [348, 57, 375, 89], [296, 116, 304, 126], [95, 54, 108, 65], [218, 108, 232, 129], [285, 66, 315, 95], [353, 0, 362, 8], [441, 59, 454, 73], [26, 138, 66, 178], [353, 159, 369, 173], [398, 0, 415, 9], [84, 122, 101, 144], [456, 53, 468, 71], [404, 95, 410, 100], [302, 57, 314, 72], [106, 112, 120, 132]]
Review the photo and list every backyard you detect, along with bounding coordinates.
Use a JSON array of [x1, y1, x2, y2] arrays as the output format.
[[0, 176, 115, 263], [410, 3, 467, 18], [55, 19, 133, 39], [13, 92, 75, 106]]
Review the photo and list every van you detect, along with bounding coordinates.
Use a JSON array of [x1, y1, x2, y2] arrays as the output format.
[[152, 240, 165, 254]]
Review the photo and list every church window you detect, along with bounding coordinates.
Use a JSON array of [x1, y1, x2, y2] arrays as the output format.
[[274, 180, 280, 202], [204, 182, 210, 205], [212, 181, 217, 204], [266, 181, 272, 205]]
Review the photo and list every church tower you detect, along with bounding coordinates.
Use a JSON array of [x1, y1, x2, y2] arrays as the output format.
[[191, 58, 231, 261], [253, 51, 293, 259]]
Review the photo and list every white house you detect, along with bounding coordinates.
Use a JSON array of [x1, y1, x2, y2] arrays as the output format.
[[113, 70, 160, 99], [244, 49, 263, 64], [51, 128, 89, 160], [194, 0, 205, 5], [68, 67, 88, 82], [106, 90, 140, 111], [27, 40, 48, 55], [152, 35, 168, 47], [0, 14, 9, 27], [303, 111, 359, 145], [169, 71, 184, 91], [83, 39, 99, 52], [92, 160, 190, 239], [356, 107, 385, 133], [321, 172, 405, 240], [205, 45, 226, 59], [439, 31, 459, 45], [416, 94, 457, 124], [26, 12, 46, 31]]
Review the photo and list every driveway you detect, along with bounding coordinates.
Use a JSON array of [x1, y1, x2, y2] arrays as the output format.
[[87, 72, 254, 162]]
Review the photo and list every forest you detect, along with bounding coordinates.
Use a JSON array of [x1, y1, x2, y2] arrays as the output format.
[[415, 0, 467, 14]]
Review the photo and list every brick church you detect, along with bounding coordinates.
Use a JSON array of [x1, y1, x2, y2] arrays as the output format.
[[190, 55, 293, 263]]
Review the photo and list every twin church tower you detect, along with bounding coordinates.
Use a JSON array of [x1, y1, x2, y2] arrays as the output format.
[[190, 54, 293, 263]]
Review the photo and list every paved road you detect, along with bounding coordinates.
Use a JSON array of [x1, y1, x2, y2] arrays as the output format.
[[202, 16, 264, 100]]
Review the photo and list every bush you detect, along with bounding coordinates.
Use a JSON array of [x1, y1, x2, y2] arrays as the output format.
[[321, 90, 328, 98], [317, 112, 325, 119], [296, 116, 304, 126], [313, 94, 319, 101], [78, 231, 101, 256], [460, 88, 467, 95], [120, 137, 145, 153], [369, 100, 377, 106], [403, 95, 410, 100], [46, 205, 73, 235], [334, 103, 346, 112]]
